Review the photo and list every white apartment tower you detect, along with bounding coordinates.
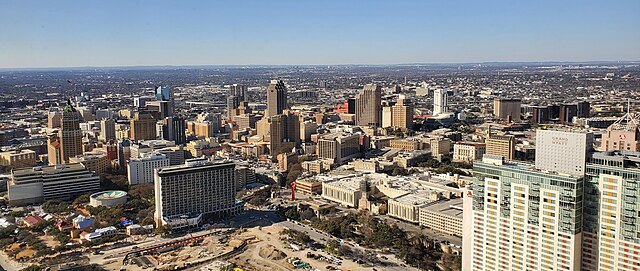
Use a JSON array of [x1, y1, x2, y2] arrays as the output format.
[[433, 89, 448, 115]]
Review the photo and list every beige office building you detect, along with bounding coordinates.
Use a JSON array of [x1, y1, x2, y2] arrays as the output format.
[[453, 142, 486, 163], [355, 84, 382, 127], [485, 132, 515, 160], [391, 96, 413, 130], [69, 152, 110, 175], [418, 198, 463, 236], [321, 176, 366, 208], [130, 112, 156, 141], [48, 111, 62, 129], [99, 119, 116, 142], [316, 133, 361, 165], [493, 98, 521, 122], [0, 150, 36, 168]]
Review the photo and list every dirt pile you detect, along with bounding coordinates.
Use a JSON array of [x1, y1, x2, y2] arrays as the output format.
[[258, 245, 287, 260]]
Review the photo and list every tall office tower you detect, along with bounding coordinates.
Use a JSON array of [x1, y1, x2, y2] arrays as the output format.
[[382, 106, 393, 128], [355, 84, 382, 127], [464, 155, 584, 271], [235, 114, 261, 130], [150, 86, 175, 118], [601, 112, 640, 152], [347, 98, 356, 114], [227, 95, 241, 119], [47, 110, 62, 129], [130, 112, 157, 141], [117, 139, 131, 172], [559, 103, 578, 124], [230, 84, 247, 101], [535, 129, 593, 175], [582, 151, 640, 271], [284, 111, 301, 146], [46, 134, 62, 165], [532, 106, 550, 124], [485, 129, 516, 160], [391, 95, 414, 130], [576, 101, 590, 118], [59, 101, 84, 163], [433, 88, 448, 116], [266, 80, 287, 117], [7, 163, 101, 206], [99, 119, 116, 142], [493, 98, 522, 122], [154, 158, 240, 228], [161, 116, 186, 145], [269, 115, 287, 156]]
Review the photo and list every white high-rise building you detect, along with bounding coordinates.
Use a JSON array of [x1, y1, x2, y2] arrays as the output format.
[[535, 129, 593, 176], [463, 156, 584, 271], [433, 89, 448, 115], [154, 158, 241, 228], [127, 152, 170, 185]]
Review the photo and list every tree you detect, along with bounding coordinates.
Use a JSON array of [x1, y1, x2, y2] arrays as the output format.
[[42, 200, 70, 214], [20, 265, 44, 271], [72, 193, 91, 207], [155, 224, 172, 236]]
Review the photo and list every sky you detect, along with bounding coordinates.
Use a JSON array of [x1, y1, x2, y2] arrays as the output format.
[[1, 0, 639, 68]]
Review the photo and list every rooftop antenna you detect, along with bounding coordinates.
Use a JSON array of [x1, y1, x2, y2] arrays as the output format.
[[611, 98, 638, 132]]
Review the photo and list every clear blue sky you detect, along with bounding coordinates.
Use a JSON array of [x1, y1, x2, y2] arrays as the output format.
[[1, 0, 639, 68]]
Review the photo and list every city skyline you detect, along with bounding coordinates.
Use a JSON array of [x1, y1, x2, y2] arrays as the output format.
[[1, 0, 639, 68]]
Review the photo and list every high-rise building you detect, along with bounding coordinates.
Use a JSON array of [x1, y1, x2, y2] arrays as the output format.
[[485, 129, 516, 160], [47, 110, 62, 129], [391, 95, 414, 130], [154, 158, 241, 228], [535, 129, 593, 175], [582, 151, 640, 271], [99, 119, 116, 142], [47, 134, 62, 165], [60, 101, 84, 163], [227, 95, 241, 120], [117, 139, 131, 172], [433, 89, 448, 116], [316, 133, 361, 165], [532, 106, 550, 124], [130, 112, 157, 141], [266, 80, 287, 117], [355, 84, 382, 127], [559, 103, 578, 124], [128, 152, 170, 185], [464, 155, 584, 271], [576, 101, 590, 118], [7, 163, 100, 206], [161, 116, 186, 145], [152, 86, 174, 117], [230, 83, 247, 101], [234, 114, 261, 130], [493, 98, 521, 122]]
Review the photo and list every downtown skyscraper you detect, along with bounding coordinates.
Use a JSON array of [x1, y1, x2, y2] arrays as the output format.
[[59, 100, 84, 163], [266, 80, 287, 117], [355, 84, 382, 127]]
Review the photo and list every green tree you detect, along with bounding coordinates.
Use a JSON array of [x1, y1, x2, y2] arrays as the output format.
[[155, 224, 172, 236], [42, 199, 70, 214]]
